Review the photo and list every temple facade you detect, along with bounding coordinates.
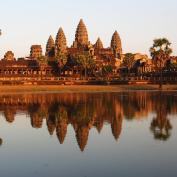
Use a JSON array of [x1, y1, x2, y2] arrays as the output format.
[[0, 19, 176, 84]]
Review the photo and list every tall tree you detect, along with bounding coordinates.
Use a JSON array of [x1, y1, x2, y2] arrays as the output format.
[[55, 51, 68, 75], [75, 52, 95, 79], [102, 65, 113, 80], [150, 38, 172, 88], [123, 53, 135, 74]]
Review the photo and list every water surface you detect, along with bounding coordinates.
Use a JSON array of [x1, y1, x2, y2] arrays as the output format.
[[0, 92, 177, 177]]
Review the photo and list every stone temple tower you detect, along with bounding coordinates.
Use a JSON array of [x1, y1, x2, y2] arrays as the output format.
[[55, 27, 67, 54], [111, 31, 122, 58], [94, 37, 104, 49], [46, 35, 55, 57], [73, 19, 89, 49]]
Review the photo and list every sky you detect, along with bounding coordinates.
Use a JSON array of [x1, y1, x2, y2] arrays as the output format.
[[0, 0, 177, 58]]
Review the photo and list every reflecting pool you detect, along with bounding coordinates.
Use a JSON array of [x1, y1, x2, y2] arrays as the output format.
[[0, 91, 177, 177]]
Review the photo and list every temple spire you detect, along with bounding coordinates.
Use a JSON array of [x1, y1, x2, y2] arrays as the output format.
[[111, 30, 122, 56], [94, 37, 103, 49], [46, 35, 55, 57], [55, 27, 67, 54], [73, 19, 89, 48]]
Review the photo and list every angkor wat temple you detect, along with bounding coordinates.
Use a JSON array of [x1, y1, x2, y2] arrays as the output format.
[[0, 19, 177, 84]]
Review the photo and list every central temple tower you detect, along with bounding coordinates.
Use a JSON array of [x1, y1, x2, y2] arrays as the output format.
[[73, 19, 89, 49]]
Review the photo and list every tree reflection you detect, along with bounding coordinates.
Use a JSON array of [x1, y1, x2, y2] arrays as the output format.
[[0, 138, 3, 146], [150, 92, 172, 141]]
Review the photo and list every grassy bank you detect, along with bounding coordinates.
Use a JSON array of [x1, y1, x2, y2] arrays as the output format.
[[0, 84, 176, 94]]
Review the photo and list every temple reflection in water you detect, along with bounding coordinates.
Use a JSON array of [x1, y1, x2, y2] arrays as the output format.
[[0, 92, 176, 151]]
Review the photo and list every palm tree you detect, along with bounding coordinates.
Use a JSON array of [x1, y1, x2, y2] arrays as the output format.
[[123, 53, 135, 75], [150, 38, 172, 89]]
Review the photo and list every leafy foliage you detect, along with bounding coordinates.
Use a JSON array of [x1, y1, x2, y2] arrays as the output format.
[[38, 56, 48, 65], [55, 51, 68, 67], [150, 38, 172, 68], [75, 51, 95, 69], [102, 65, 113, 76], [123, 53, 135, 71], [73, 51, 95, 78]]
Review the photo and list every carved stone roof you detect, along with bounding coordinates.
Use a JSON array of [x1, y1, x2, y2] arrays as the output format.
[[4, 51, 15, 61], [55, 27, 67, 53], [46, 36, 54, 53], [74, 19, 89, 47], [0, 59, 39, 68], [111, 31, 122, 54], [30, 45, 42, 59], [94, 37, 103, 49]]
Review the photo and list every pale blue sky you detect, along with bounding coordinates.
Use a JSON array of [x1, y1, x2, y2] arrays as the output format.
[[0, 0, 177, 58]]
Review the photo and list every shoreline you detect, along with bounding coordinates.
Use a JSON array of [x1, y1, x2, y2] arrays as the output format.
[[0, 84, 176, 94]]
